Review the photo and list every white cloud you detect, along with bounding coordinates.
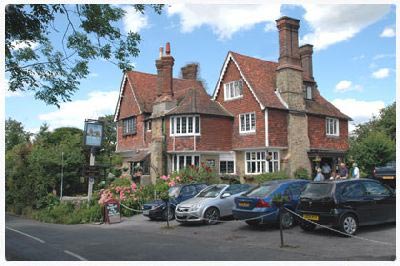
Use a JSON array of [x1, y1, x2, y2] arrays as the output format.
[[372, 53, 395, 60], [38, 91, 119, 129], [123, 6, 149, 33], [300, 5, 390, 50], [335, 80, 362, 93], [331, 98, 385, 132], [380, 26, 395, 37], [372, 68, 390, 79], [167, 4, 281, 40], [11, 40, 39, 50]]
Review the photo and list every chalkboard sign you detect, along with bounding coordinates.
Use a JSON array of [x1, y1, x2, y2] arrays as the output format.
[[104, 200, 121, 224]]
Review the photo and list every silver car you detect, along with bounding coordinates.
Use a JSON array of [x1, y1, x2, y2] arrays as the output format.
[[175, 184, 253, 225]]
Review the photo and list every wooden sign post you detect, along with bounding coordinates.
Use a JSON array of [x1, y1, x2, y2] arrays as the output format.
[[104, 199, 121, 224]]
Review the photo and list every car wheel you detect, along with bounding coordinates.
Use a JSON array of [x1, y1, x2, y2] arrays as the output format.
[[280, 209, 294, 229], [300, 220, 316, 232], [339, 213, 358, 236], [203, 207, 220, 225], [162, 207, 175, 221]]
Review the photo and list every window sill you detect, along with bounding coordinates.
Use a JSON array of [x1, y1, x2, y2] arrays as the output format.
[[326, 134, 340, 138], [123, 132, 137, 137], [170, 134, 201, 137], [239, 131, 256, 135], [224, 96, 243, 102]]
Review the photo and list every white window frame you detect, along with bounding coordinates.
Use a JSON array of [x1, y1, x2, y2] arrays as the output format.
[[305, 86, 312, 100], [145, 120, 152, 131], [219, 153, 236, 175], [326, 117, 339, 136], [170, 115, 200, 136], [224, 80, 243, 101], [245, 150, 280, 175], [239, 112, 256, 134], [171, 154, 200, 172]]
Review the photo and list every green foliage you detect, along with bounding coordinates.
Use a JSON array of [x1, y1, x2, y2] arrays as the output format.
[[293, 167, 310, 180], [6, 4, 163, 106], [35, 193, 60, 210], [111, 177, 131, 187], [348, 131, 395, 174], [253, 171, 289, 184], [348, 102, 396, 174], [34, 201, 102, 224], [5, 118, 31, 151], [170, 164, 219, 184]]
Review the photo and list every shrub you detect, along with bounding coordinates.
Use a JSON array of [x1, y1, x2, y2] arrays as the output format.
[[111, 177, 131, 187], [253, 171, 289, 184], [170, 164, 219, 185], [294, 167, 310, 180], [36, 193, 60, 209]]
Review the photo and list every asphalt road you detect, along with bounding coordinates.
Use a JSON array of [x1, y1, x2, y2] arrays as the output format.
[[5, 213, 396, 261]]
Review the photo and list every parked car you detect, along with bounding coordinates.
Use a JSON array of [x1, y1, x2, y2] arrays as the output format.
[[142, 183, 207, 221], [371, 161, 396, 189], [175, 183, 253, 225], [297, 178, 395, 235], [232, 179, 309, 228]]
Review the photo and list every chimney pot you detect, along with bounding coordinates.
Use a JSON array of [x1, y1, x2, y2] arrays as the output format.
[[276, 16, 301, 68], [166, 42, 171, 55]]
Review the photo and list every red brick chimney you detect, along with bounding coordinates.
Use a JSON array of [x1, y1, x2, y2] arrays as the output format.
[[155, 42, 174, 101], [299, 44, 314, 81], [181, 63, 198, 80], [276, 16, 301, 70]]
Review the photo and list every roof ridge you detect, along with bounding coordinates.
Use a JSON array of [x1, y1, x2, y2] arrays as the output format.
[[127, 70, 201, 82], [229, 51, 278, 65]]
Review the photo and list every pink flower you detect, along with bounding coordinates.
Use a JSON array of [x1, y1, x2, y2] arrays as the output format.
[[120, 191, 126, 200], [131, 183, 137, 191], [168, 180, 176, 187], [161, 175, 169, 181], [176, 176, 181, 182]]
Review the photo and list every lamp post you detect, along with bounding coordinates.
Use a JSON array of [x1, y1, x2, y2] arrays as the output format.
[[60, 151, 64, 200]]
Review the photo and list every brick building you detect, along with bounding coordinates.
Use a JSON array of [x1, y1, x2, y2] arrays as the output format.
[[114, 16, 351, 184]]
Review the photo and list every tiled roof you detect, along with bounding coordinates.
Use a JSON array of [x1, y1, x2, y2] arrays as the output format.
[[117, 71, 232, 118], [229, 52, 351, 120], [166, 88, 233, 117]]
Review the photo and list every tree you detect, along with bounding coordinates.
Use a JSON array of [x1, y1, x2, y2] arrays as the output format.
[[5, 118, 31, 151], [5, 4, 163, 106], [348, 131, 395, 174]]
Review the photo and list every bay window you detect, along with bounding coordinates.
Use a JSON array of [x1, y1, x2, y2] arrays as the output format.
[[171, 154, 200, 172], [245, 150, 280, 174], [170, 115, 200, 136]]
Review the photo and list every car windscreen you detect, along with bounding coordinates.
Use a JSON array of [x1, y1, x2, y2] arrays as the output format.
[[225, 184, 252, 195], [301, 183, 333, 199], [197, 185, 226, 198], [168, 186, 180, 198], [244, 184, 277, 198]]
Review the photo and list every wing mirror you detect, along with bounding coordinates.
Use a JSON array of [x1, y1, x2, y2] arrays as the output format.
[[221, 192, 231, 198]]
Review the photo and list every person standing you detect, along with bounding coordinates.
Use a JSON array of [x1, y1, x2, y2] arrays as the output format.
[[352, 163, 360, 179], [314, 168, 325, 181], [321, 162, 331, 179], [339, 163, 349, 179]]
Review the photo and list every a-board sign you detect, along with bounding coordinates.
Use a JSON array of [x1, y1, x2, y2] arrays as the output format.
[[104, 200, 121, 224]]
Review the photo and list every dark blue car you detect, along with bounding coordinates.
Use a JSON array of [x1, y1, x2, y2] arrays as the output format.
[[142, 183, 207, 221], [232, 179, 309, 228]]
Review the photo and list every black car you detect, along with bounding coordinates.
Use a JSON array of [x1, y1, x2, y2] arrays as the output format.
[[142, 183, 207, 221], [297, 179, 395, 235], [372, 161, 396, 189]]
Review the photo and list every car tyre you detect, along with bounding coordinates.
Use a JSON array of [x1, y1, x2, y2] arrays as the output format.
[[339, 213, 358, 236], [299, 220, 316, 232], [280, 209, 295, 229], [203, 207, 220, 225], [162, 207, 175, 221]]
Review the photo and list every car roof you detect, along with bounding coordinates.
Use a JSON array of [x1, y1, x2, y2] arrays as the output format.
[[312, 178, 379, 184], [261, 179, 308, 186]]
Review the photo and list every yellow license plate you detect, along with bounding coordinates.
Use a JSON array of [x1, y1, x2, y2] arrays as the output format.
[[303, 214, 319, 221], [239, 202, 250, 207], [382, 176, 395, 180]]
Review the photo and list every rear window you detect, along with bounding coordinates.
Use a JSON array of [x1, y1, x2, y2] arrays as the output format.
[[301, 183, 333, 199], [225, 184, 252, 195], [245, 184, 277, 198]]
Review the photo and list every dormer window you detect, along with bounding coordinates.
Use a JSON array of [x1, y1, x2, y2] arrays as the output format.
[[305, 86, 312, 100], [224, 80, 243, 101]]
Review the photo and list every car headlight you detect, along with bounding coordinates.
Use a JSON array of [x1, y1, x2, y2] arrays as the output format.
[[189, 204, 202, 211]]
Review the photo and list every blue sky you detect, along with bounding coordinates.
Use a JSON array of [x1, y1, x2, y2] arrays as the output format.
[[5, 4, 396, 133]]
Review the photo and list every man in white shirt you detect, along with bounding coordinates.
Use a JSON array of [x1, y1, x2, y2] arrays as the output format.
[[352, 163, 360, 179], [321, 162, 331, 179]]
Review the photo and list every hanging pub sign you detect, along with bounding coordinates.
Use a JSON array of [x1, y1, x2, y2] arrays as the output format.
[[104, 199, 121, 224], [83, 119, 104, 147]]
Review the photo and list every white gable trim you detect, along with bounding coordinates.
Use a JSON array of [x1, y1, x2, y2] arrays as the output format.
[[275, 89, 289, 109], [114, 73, 127, 122], [265, 108, 269, 147], [212, 52, 265, 110], [113, 73, 143, 122]]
